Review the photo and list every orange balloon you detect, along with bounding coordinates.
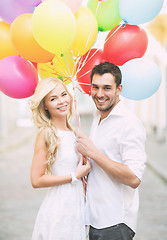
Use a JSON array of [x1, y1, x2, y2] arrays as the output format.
[[10, 13, 54, 63], [0, 21, 18, 60]]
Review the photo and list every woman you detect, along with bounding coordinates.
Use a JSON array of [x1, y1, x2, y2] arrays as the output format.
[[30, 77, 91, 240]]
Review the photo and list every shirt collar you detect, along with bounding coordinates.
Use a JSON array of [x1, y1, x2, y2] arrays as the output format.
[[95, 100, 127, 120]]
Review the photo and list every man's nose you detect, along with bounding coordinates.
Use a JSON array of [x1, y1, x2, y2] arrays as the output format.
[[96, 88, 104, 98]]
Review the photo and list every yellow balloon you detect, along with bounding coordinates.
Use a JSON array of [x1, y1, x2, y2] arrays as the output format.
[[32, 0, 76, 56], [38, 52, 75, 85], [71, 6, 98, 57], [147, 14, 167, 47], [0, 21, 18, 60]]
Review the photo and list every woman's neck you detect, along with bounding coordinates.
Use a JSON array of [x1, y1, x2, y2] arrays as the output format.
[[50, 117, 69, 131]]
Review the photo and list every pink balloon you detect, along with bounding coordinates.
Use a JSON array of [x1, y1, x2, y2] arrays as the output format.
[[61, 0, 82, 13], [0, 0, 34, 24], [0, 56, 38, 99]]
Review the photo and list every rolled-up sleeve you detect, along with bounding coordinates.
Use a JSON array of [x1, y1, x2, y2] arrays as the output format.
[[120, 117, 147, 181]]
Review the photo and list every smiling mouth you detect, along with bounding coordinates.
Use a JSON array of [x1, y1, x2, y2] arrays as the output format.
[[57, 105, 68, 111], [96, 99, 107, 104]]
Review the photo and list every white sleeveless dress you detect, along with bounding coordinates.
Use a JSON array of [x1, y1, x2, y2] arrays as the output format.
[[32, 130, 86, 240]]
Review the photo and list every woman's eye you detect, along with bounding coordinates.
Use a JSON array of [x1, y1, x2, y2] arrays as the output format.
[[51, 98, 56, 101], [62, 93, 67, 97]]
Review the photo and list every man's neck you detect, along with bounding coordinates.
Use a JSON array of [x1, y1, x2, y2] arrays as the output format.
[[99, 99, 120, 123]]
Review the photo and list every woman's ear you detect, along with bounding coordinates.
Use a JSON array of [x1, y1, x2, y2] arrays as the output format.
[[44, 104, 48, 110]]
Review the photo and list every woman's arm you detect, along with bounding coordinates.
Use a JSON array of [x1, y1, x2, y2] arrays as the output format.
[[31, 129, 91, 188]]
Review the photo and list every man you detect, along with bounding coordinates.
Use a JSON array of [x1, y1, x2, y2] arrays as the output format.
[[76, 62, 147, 240]]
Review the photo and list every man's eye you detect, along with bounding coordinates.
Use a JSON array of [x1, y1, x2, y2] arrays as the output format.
[[104, 87, 111, 90], [92, 86, 98, 89]]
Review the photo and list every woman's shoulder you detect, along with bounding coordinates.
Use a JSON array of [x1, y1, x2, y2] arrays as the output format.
[[35, 127, 47, 145], [38, 127, 47, 136]]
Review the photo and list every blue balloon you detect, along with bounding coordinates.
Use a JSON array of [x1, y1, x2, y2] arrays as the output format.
[[119, 0, 164, 25], [120, 58, 161, 100]]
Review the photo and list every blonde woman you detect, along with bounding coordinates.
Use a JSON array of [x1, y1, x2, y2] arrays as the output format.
[[30, 77, 91, 240]]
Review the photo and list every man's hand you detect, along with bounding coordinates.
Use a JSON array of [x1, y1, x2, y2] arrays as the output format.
[[76, 131, 97, 159]]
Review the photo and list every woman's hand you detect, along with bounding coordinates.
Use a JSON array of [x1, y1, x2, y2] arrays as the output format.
[[75, 157, 91, 180]]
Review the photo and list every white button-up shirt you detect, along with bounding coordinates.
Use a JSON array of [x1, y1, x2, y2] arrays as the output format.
[[85, 101, 147, 232]]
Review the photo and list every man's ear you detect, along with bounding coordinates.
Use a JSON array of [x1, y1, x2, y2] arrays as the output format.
[[117, 84, 123, 95]]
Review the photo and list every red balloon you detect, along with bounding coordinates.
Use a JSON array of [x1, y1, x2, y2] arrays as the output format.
[[76, 48, 106, 95], [103, 24, 148, 66], [0, 56, 38, 99]]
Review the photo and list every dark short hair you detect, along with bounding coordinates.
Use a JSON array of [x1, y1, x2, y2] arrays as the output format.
[[90, 62, 122, 87]]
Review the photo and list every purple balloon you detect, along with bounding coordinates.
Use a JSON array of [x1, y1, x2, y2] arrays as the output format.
[[0, 0, 34, 25], [16, 0, 42, 7]]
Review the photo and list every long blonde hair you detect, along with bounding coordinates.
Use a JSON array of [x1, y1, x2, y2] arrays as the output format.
[[30, 77, 74, 173]]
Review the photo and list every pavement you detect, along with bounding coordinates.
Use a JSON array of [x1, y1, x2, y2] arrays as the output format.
[[0, 117, 167, 240], [145, 135, 167, 184]]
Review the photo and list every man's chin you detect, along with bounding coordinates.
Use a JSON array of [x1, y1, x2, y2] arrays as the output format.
[[96, 104, 114, 112], [96, 106, 108, 112]]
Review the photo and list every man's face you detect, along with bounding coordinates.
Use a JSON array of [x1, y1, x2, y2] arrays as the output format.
[[91, 73, 122, 116]]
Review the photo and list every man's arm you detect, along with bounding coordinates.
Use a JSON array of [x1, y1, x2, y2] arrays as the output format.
[[76, 131, 141, 189]]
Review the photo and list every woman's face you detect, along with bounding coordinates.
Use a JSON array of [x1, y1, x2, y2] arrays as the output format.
[[44, 84, 71, 120]]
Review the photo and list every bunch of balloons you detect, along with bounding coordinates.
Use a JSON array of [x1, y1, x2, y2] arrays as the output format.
[[77, 0, 163, 99], [0, 0, 163, 100]]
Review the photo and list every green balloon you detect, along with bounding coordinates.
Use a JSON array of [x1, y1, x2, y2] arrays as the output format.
[[87, 0, 121, 32]]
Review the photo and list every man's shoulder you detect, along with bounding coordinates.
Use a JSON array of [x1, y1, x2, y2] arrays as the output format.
[[120, 105, 144, 129]]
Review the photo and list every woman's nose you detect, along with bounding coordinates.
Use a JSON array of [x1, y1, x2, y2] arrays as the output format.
[[58, 97, 65, 104]]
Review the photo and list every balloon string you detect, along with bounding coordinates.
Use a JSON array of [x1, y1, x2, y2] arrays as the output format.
[[63, 55, 81, 130], [77, 69, 91, 79], [76, 50, 91, 74], [38, 66, 65, 78], [62, 55, 88, 197], [39, 59, 69, 79], [75, 86, 88, 94], [38, 66, 72, 85], [76, 48, 99, 75], [70, 77, 87, 197], [104, 20, 126, 44], [95, 1, 101, 15], [77, 82, 91, 86], [63, 55, 72, 77], [83, 24, 94, 55], [70, 78, 88, 198], [75, 1, 102, 76], [76, 21, 126, 77], [51, 57, 70, 77], [73, 0, 101, 75]]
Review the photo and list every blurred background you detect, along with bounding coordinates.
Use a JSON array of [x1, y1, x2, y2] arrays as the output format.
[[0, 0, 167, 240]]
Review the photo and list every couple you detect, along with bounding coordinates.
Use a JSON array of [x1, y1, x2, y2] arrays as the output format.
[[30, 62, 146, 240]]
